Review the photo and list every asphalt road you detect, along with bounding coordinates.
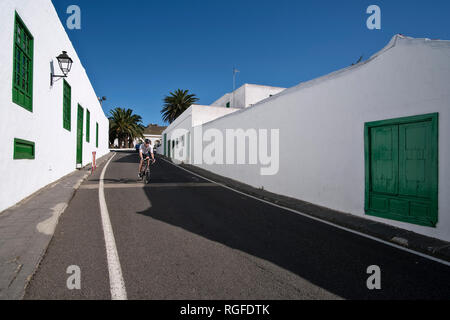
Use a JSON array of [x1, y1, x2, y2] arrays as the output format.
[[25, 152, 450, 300]]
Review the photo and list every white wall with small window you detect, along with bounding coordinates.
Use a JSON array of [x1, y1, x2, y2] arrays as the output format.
[[211, 84, 286, 109], [0, 0, 110, 212], [162, 35, 450, 242]]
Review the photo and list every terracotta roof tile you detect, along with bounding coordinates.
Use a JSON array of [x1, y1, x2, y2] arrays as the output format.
[[144, 124, 167, 135]]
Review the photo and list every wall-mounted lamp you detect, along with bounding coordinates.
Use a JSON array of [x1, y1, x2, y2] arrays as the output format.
[[50, 51, 73, 86], [98, 96, 107, 106]]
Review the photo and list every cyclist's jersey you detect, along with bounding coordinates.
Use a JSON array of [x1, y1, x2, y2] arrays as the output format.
[[140, 144, 153, 155]]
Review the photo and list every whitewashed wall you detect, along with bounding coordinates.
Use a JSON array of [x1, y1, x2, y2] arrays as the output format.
[[193, 36, 450, 241], [243, 84, 285, 107], [0, 0, 110, 212]]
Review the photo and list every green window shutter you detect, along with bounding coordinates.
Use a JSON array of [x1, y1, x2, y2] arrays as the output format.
[[399, 122, 432, 198], [226, 102, 230, 108], [12, 13, 34, 112], [365, 113, 438, 227], [163, 134, 167, 156], [86, 110, 90, 142], [63, 80, 71, 131], [96, 122, 99, 148], [14, 138, 35, 159], [76, 105, 84, 165]]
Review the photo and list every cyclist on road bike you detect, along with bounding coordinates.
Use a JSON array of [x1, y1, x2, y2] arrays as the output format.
[[138, 139, 156, 179]]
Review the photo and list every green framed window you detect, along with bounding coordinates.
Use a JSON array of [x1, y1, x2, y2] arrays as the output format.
[[364, 113, 439, 227], [14, 138, 35, 160], [63, 80, 71, 131], [226, 102, 230, 108], [76, 105, 84, 165], [163, 133, 167, 156], [86, 110, 90, 142], [96, 122, 99, 148], [186, 132, 190, 160], [12, 12, 34, 112]]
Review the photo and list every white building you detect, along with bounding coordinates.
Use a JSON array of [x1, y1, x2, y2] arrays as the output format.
[[162, 35, 450, 242], [0, 0, 110, 212], [212, 83, 286, 109], [143, 124, 166, 147], [130, 124, 167, 149]]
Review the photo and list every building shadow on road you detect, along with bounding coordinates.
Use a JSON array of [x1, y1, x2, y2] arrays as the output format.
[[135, 179, 450, 300]]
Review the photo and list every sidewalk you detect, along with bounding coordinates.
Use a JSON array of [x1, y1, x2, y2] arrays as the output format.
[[0, 153, 113, 300]]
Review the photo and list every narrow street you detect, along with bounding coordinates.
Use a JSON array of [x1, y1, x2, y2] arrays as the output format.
[[24, 152, 450, 300]]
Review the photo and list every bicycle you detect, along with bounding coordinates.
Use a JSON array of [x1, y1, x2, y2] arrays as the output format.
[[139, 157, 155, 184]]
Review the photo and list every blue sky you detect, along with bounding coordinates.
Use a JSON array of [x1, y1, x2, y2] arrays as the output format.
[[51, 0, 450, 126]]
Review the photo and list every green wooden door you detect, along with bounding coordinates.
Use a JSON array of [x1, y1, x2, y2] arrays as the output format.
[[399, 122, 431, 198], [76, 104, 84, 166], [96, 122, 99, 148], [86, 109, 90, 143], [365, 113, 438, 227]]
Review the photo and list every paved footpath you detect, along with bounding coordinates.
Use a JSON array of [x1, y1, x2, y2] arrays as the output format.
[[24, 152, 450, 300]]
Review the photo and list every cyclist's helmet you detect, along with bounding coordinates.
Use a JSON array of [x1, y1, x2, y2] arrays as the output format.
[[145, 139, 151, 144]]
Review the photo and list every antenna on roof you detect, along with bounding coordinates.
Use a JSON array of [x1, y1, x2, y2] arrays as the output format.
[[98, 96, 107, 106], [232, 67, 240, 107], [351, 55, 363, 66]]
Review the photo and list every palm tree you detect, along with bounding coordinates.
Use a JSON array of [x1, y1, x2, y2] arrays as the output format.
[[109, 107, 145, 148], [161, 89, 199, 124]]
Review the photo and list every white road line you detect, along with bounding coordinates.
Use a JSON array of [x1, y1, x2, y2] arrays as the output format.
[[160, 157, 450, 267], [98, 153, 128, 300]]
